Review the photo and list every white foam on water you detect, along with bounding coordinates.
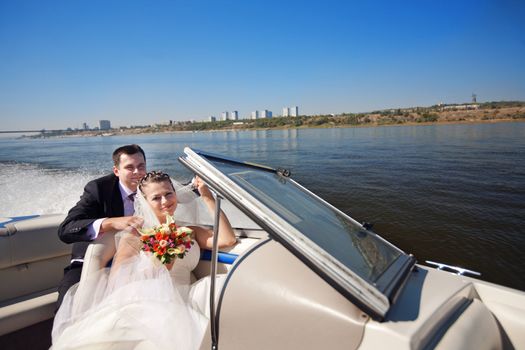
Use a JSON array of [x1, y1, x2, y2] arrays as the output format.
[[0, 163, 102, 217]]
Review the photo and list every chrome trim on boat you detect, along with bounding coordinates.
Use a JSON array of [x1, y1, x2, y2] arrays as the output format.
[[425, 260, 481, 276], [210, 194, 222, 350]]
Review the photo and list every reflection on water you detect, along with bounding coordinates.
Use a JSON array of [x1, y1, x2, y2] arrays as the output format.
[[0, 122, 524, 290]]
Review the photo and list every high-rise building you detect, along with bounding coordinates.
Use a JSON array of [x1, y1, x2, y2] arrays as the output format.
[[251, 111, 259, 119], [282, 106, 298, 117], [221, 112, 229, 121], [82, 122, 89, 130], [259, 110, 272, 118], [209, 116, 216, 122], [231, 111, 239, 120], [99, 120, 111, 130]]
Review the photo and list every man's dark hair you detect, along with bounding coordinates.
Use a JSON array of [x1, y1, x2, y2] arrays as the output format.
[[112, 144, 146, 166]]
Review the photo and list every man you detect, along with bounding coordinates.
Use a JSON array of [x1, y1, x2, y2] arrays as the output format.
[[56, 144, 147, 308]]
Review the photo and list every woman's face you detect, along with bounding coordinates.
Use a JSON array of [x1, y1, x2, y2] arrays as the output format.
[[142, 180, 178, 221]]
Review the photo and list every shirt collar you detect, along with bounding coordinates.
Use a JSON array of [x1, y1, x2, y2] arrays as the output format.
[[119, 181, 136, 200]]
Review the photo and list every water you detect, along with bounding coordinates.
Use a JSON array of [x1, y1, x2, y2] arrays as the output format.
[[1, 122, 524, 291]]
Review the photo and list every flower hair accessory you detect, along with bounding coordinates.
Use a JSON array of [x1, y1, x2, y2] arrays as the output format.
[[139, 215, 194, 264]]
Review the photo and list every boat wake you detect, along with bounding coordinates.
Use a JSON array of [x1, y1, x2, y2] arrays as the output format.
[[0, 162, 101, 217]]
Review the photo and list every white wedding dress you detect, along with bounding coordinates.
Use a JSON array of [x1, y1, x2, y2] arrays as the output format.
[[52, 182, 213, 350], [52, 240, 208, 350]]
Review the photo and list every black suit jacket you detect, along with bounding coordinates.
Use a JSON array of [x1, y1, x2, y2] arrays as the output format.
[[58, 173, 125, 261]]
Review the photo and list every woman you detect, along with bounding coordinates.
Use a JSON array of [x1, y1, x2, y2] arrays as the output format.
[[52, 171, 237, 349]]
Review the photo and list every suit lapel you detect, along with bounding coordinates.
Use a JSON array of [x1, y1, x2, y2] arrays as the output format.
[[102, 174, 124, 217], [110, 177, 125, 217]]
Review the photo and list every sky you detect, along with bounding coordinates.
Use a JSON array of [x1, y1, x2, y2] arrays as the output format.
[[1, 0, 524, 131]]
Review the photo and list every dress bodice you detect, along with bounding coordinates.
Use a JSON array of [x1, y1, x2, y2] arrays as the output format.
[[168, 241, 200, 298]]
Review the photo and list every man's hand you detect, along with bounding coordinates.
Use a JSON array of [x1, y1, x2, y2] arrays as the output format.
[[100, 216, 144, 236]]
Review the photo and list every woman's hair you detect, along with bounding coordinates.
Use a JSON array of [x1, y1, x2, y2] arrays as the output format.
[[139, 171, 175, 192]]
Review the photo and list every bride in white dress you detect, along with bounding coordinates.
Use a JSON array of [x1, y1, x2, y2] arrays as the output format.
[[51, 171, 237, 350]]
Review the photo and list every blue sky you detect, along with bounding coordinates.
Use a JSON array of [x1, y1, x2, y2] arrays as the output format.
[[1, 0, 524, 130]]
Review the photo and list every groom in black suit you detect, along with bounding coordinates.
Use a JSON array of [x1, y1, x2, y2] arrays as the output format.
[[56, 144, 147, 308]]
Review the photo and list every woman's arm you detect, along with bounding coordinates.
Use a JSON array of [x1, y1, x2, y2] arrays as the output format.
[[109, 231, 142, 275], [192, 177, 237, 250]]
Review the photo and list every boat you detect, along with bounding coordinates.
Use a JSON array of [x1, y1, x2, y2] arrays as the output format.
[[1, 147, 524, 349]]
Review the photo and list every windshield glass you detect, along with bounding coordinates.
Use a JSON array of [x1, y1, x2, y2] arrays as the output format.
[[207, 159, 402, 284]]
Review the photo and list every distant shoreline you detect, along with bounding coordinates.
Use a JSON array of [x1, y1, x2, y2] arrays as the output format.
[[20, 101, 525, 138], [191, 117, 525, 133], [53, 117, 525, 138]]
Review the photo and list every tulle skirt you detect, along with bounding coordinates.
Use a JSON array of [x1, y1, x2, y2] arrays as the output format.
[[52, 252, 208, 350]]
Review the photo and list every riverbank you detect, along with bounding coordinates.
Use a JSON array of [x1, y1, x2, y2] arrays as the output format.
[[24, 101, 525, 138]]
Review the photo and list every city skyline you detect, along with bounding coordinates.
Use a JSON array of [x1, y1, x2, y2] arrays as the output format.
[[1, 0, 524, 131]]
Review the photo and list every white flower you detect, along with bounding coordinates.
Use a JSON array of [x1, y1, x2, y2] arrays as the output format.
[[165, 214, 175, 225], [139, 227, 154, 236], [178, 227, 193, 235]]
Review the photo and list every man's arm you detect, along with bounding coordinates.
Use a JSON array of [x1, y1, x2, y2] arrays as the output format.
[[58, 177, 144, 243], [58, 180, 103, 243]]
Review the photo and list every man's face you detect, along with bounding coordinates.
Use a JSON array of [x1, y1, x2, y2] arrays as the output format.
[[113, 153, 146, 191]]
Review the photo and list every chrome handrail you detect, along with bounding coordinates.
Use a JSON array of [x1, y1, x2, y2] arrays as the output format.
[[210, 194, 222, 350], [425, 260, 481, 277]]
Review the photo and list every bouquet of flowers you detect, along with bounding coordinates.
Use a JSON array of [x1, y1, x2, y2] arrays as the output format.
[[139, 215, 194, 264]]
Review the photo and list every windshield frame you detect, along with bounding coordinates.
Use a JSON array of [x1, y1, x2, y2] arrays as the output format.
[[179, 147, 415, 320]]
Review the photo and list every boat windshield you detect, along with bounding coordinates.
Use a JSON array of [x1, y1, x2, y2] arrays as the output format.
[[203, 158, 402, 285], [180, 148, 414, 318]]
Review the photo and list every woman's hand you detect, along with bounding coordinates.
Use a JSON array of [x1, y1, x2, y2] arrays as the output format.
[[191, 176, 237, 249], [193, 176, 213, 199]]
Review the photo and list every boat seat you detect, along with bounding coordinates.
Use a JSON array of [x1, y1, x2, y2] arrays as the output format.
[[192, 237, 259, 279], [80, 232, 201, 287], [0, 214, 69, 336], [0, 292, 57, 336], [79, 231, 116, 288], [79, 233, 261, 316], [81, 233, 259, 281]]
